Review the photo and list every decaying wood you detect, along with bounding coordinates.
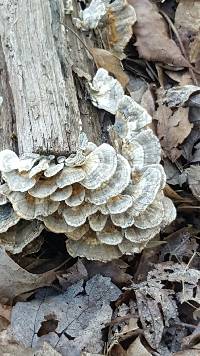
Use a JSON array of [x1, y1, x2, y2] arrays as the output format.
[[0, 0, 101, 155], [0, 41, 17, 153]]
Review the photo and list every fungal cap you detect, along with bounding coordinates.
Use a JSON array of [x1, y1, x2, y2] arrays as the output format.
[[3, 171, 36, 192], [0, 203, 20, 233], [0, 150, 20, 173], [86, 154, 131, 205], [65, 183, 85, 207], [81, 143, 118, 190], [28, 176, 58, 198], [56, 167, 86, 188], [44, 163, 64, 177], [50, 186, 72, 202]]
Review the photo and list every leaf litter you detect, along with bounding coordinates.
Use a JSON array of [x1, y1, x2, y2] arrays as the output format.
[[0, 0, 200, 355]]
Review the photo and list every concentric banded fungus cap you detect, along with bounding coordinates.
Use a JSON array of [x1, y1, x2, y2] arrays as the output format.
[[66, 230, 122, 261], [132, 129, 161, 165], [50, 186, 72, 202], [0, 220, 44, 254], [64, 151, 86, 167], [17, 153, 40, 172], [62, 202, 98, 227], [29, 158, 51, 178], [44, 163, 64, 177], [88, 211, 107, 232], [56, 167, 86, 188], [121, 141, 144, 170], [134, 199, 164, 229], [81, 143, 118, 189], [125, 225, 160, 243], [118, 239, 147, 255], [89, 68, 124, 114], [107, 194, 132, 214], [0, 203, 20, 233], [96, 222, 123, 245], [3, 170, 36, 192], [161, 196, 177, 228], [0, 150, 20, 173], [9, 192, 59, 220], [86, 154, 131, 205], [65, 183, 85, 207], [106, 0, 137, 58], [116, 95, 152, 130], [42, 212, 75, 234], [130, 165, 165, 216], [28, 176, 58, 198], [66, 223, 90, 240], [111, 208, 135, 228]]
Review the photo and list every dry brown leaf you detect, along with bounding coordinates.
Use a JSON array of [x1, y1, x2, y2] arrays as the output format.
[[154, 105, 193, 161], [190, 32, 200, 64], [0, 342, 61, 356], [173, 349, 200, 356], [164, 184, 192, 203], [0, 303, 11, 332], [85, 259, 132, 286], [175, 0, 200, 35], [90, 48, 129, 88], [127, 337, 151, 356], [0, 247, 56, 302], [8, 276, 121, 354], [187, 165, 200, 200], [128, 0, 189, 67]]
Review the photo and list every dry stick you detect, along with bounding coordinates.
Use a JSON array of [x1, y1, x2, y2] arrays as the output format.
[[64, 24, 94, 58], [159, 10, 198, 85]]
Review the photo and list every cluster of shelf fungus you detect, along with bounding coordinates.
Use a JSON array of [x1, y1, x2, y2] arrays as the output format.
[[0, 69, 176, 261]]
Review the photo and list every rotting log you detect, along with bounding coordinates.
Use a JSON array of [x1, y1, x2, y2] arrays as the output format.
[[0, 0, 101, 156]]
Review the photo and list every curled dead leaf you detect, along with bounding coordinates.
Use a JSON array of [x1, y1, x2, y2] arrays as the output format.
[[128, 0, 189, 67], [154, 105, 193, 162], [90, 48, 129, 87]]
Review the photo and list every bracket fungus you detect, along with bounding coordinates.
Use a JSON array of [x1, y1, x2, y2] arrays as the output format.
[[0, 69, 176, 261]]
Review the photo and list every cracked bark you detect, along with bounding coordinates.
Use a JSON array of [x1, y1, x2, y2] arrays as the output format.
[[0, 0, 101, 156]]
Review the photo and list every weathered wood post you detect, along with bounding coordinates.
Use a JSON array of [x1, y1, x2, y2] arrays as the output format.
[[0, 0, 101, 155]]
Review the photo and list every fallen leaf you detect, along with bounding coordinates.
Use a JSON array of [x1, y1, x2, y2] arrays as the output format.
[[90, 48, 129, 87], [0, 220, 44, 254], [0, 303, 11, 332], [140, 87, 155, 117], [85, 259, 132, 286], [0, 247, 56, 302], [0, 342, 61, 356], [128, 0, 189, 67], [164, 184, 190, 202], [148, 262, 200, 286], [173, 349, 200, 356], [0, 344, 34, 356], [175, 0, 200, 35], [189, 32, 200, 65], [163, 160, 187, 186], [127, 337, 151, 356], [57, 259, 88, 290], [165, 71, 193, 86], [155, 105, 192, 161], [159, 227, 198, 263], [8, 275, 121, 354], [187, 165, 200, 200], [132, 276, 179, 350]]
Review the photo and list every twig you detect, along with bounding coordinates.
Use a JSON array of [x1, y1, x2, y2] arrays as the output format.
[[159, 10, 198, 85]]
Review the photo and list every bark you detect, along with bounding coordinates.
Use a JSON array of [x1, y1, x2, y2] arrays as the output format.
[[0, 0, 101, 156]]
